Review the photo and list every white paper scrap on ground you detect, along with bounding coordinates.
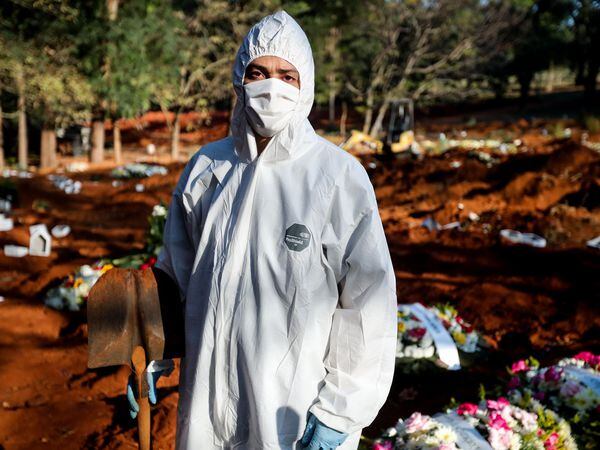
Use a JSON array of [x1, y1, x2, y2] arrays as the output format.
[[4, 245, 28, 257], [500, 229, 547, 248], [586, 235, 600, 250], [0, 215, 13, 231], [408, 303, 461, 370], [135, 183, 145, 192], [434, 412, 493, 450], [442, 221, 461, 230], [563, 366, 600, 395], [51, 224, 71, 238], [29, 224, 52, 257]]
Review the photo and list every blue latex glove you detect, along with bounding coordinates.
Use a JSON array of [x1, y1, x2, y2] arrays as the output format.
[[300, 413, 348, 449], [126, 370, 163, 419]]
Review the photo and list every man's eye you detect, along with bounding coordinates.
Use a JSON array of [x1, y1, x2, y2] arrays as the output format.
[[284, 75, 296, 82], [249, 71, 263, 79]]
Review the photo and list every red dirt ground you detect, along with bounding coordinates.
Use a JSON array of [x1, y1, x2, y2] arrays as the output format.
[[0, 129, 599, 449]]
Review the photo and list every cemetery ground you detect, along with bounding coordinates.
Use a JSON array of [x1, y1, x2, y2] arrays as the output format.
[[0, 116, 599, 449]]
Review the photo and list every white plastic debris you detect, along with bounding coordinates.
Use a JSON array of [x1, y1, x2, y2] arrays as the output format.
[[0, 296, 4, 303], [4, 245, 28, 257], [422, 217, 441, 232], [66, 162, 89, 172], [29, 224, 52, 257], [0, 214, 13, 231], [111, 180, 122, 188], [450, 161, 462, 169], [442, 221, 461, 230], [586, 236, 600, 250], [146, 143, 156, 155], [135, 183, 145, 192], [500, 229, 547, 248], [367, 162, 377, 169], [0, 199, 11, 212], [51, 225, 71, 238], [468, 212, 480, 222], [48, 174, 82, 194], [457, 203, 465, 211]]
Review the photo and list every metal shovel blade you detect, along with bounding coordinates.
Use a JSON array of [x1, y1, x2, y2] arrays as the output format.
[[87, 268, 165, 369]]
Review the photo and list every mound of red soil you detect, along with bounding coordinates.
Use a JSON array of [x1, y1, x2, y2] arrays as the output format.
[[0, 136, 598, 448]]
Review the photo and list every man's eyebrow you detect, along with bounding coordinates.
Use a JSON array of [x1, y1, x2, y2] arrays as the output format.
[[277, 68, 299, 76], [246, 63, 298, 76]]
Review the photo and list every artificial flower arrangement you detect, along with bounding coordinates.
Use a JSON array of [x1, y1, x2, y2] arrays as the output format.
[[370, 397, 576, 450], [396, 303, 483, 371], [45, 262, 114, 311], [507, 353, 600, 449], [111, 163, 168, 179], [44, 204, 166, 311]]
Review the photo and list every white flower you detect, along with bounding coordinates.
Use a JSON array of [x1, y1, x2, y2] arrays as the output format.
[[152, 204, 167, 217]]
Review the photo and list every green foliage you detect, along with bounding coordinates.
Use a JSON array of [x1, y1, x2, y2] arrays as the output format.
[[583, 115, 600, 133], [1, 0, 599, 137]]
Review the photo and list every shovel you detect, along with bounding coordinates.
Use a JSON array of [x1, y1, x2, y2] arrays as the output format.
[[87, 267, 184, 450]]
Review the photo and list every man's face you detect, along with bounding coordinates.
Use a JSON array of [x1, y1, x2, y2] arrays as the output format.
[[244, 55, 300, 89]]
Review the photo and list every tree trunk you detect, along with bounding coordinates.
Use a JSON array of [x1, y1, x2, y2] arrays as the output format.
[[326, 27, 340, 125], [107, 0, 119, 20], [91, 120, 105, 163], [362, 88, 374, 134], [583, 60, 598, 104], [370, 98, 390, 138], [328, 80, 336, 124], [171, 110, 181, 160], [517, 72, 533, 105], [40, 125, 57, 169], [340, 101, 348, 139], [0, 100, 4, 170], [16, 66, 28, 170], [113, 120, 122, 164]]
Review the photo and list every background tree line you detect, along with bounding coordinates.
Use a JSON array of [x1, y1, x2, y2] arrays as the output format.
[[0, 0, 598, 169]]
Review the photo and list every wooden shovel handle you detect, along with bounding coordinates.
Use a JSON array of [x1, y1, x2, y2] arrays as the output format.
[[132, 346, 151, 450]]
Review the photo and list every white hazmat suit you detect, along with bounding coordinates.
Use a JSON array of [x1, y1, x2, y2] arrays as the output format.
[[156, 10, 397, 450]]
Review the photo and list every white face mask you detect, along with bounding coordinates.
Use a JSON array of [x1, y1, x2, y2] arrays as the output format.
[[244, 78, 300, 137]]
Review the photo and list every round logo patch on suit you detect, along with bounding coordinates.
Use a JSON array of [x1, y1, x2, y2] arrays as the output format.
[[284, 224, 311, 252]]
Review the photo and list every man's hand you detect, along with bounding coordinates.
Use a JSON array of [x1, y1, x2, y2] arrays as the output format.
[[300, 413, 348, 449], [126, 361, 173, 419]]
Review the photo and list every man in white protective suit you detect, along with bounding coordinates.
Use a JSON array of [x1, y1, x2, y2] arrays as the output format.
[[128, 10, 397, 450]]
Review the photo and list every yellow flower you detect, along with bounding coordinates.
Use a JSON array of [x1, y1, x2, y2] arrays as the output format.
[[398, 322, 406, 333], [74, 278, 83, 288], [452, 330, 466, 345], [100, 264, 114, 273]]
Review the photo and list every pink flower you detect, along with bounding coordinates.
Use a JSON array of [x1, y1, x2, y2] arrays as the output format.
[[486, 398, 510, 411], [408, 327, 427, 339], [404, 412, 431, 433], [573, 351, 594, 364], [508, 376, 520, 389], [511, 360, 528, 373], [373, 441, 393, 450], [488, 412, 510, 430], [543, 366, 562, 383], [457, 403, 478, 416], [544, 432, 560, 450], [439, 445, 456, 450]]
